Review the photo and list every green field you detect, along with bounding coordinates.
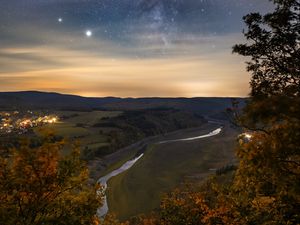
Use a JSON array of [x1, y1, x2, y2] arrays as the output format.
[[35, 110, 121, 158], [106, 124, 238, 220], [31, 109, 211, 184], [58, 111, 121, 126]]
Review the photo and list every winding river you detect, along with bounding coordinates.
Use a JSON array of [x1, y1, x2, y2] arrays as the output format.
[[97, 154, 144, 217], [97, 127, 222, 217]]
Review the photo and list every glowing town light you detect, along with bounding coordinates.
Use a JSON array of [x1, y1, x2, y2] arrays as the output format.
[[244, 133, 252, 139]]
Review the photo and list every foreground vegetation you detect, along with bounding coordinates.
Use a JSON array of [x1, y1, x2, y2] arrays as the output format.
[[0, 0, 298, 224], [0, 133, 101, 225]]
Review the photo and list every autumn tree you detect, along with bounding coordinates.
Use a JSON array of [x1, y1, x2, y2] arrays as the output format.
[[130, 176, 244, 225], [231, 0, 300, 223], [0, 134, 102, 225]]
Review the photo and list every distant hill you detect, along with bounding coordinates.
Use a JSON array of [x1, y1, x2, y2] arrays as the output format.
[[0, 91, 246, 115], [0, 91, 118, 111]]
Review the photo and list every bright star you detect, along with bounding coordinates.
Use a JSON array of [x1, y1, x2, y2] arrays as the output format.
[[58, 18, 63, 23], [86, 30, 92, 37]]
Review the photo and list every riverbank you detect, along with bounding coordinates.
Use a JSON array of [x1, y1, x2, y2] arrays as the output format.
[[106, 123, 238, 220], [97, 125, 225, 217]]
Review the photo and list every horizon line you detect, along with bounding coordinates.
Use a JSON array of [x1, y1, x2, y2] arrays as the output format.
[[0, 90, 248, 99]]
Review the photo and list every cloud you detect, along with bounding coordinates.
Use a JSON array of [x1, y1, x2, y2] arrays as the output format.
[[1, 0, 270, 97], [0, 41, 250, 97]]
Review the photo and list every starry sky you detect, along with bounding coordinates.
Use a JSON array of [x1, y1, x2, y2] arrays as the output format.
[[0, 0, 273, 97]]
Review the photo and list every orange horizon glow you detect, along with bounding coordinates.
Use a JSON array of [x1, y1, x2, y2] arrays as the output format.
[[0, 1, 273, 98], [0, 34, 250, 98], [0, 17, 255, 99]]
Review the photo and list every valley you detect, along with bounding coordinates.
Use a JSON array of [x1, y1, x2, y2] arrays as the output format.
[[104, 122, 238, 220], [0, 91, 241, 220]]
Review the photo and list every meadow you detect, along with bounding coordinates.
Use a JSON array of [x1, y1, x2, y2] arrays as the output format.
[[36, 111, 122, 157], [106, 123, 239, 220]]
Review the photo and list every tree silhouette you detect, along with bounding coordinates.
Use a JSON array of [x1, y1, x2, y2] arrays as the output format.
[[233, 0, 299, 98], [231, 0, 300, 224]]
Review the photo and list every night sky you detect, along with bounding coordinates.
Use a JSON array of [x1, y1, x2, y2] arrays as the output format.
[[0, 0, 273, 97]]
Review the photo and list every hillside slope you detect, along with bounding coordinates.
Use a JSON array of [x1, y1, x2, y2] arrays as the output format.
[[0, 91, 245, 115]]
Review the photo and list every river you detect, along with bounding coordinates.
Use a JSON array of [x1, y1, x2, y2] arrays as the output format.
[[97, 127, 222, 217]]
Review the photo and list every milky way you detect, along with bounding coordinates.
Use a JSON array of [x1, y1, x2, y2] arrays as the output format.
[[0, 0, 274, 97], [0, 0, 272, 54]]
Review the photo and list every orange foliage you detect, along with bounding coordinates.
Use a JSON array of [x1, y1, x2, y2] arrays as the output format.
[[0, 135, 102, 225]]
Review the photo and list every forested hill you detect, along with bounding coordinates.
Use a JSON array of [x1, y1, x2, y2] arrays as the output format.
[[0, 91, 245, 115]]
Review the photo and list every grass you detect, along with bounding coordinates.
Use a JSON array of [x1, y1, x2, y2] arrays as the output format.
[[63, 111, 121, 126], [35, 110, 121, 156], [106, 124, 238, 220], [45, 122, 89, 137]]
